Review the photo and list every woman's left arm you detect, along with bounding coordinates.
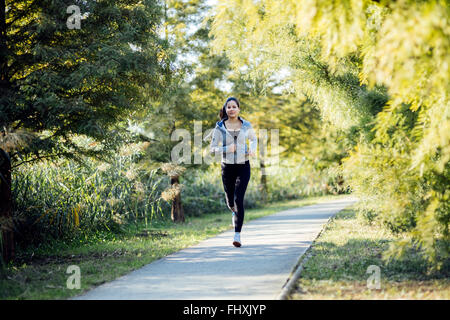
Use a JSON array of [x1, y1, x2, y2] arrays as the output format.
[[247, 123, 257, 156]]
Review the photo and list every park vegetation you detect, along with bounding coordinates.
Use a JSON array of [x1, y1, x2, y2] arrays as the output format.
[[210, 0, 449, 269], [1, 0, 448, 276]]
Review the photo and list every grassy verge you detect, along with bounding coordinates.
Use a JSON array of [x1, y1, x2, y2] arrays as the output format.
[[288, 207, 450, 300], [0, 194, 346, 300]]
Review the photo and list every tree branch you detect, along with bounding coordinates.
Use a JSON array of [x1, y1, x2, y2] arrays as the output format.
[[11, 152, 69, 169]]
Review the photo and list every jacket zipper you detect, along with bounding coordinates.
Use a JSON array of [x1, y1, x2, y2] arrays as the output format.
[[234, 135, 237, 163]]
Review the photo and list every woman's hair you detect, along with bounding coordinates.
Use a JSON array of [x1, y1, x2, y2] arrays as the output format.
[[219, 96, 240, 120]]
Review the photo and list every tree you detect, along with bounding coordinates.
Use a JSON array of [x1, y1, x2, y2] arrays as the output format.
[[0, 149, 13, 264], [0, 0, 172, 262], [160, 163, 186, 223], [125, 0, 225, 221]]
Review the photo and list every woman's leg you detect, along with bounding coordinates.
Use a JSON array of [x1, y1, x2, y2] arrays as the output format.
[[221, 163, 238, 213], [234, 162, 251, 233]]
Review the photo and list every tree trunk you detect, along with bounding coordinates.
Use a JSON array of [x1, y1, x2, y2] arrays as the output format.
[[0, 1, 15, 263], [170, 176, 184, 223], [0, 148, 14, 263]]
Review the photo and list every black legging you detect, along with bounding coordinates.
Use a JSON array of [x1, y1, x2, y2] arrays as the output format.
[[221, 160, 251, 232]]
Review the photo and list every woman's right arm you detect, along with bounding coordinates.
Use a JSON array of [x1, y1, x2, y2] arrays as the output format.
[[210, 127, 233, 155]]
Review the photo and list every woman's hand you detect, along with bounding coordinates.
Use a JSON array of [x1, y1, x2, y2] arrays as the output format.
[[247, 151, 256, 157], [228, 144, 236, 153]]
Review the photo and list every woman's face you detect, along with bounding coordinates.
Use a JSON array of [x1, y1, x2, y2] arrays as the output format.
[[226, 100, 240, 118]]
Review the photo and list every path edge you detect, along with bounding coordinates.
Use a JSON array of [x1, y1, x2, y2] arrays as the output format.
[[276, 203, 352, 300]]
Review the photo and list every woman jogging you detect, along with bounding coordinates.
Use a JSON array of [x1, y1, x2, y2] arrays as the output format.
[[210, 97, 257, 247]]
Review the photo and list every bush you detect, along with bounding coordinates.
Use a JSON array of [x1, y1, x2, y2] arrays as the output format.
[[12, 154, 166, 248]]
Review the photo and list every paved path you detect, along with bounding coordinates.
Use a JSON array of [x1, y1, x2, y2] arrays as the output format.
[[73, 196, 358, 300]]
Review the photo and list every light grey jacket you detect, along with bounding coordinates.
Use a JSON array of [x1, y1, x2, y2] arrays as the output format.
[[209, 116, 257, 164]]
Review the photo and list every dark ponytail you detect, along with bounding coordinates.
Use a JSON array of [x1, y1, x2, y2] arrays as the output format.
[[219, 96, 240, 120]]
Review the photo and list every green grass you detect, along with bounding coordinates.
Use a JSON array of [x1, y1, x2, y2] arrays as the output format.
[[0, 194, 347, 300], [288, 207, 450, 300]]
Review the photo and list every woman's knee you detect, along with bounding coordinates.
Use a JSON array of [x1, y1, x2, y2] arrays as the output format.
[[234, 195, 244, 207]]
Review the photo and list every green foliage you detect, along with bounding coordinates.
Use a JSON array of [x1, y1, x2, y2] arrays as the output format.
[[343, 103, 449, 268], [210, 0, 380, 132], [11, 143, 167, 248], [1, 0, 171, 161]]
